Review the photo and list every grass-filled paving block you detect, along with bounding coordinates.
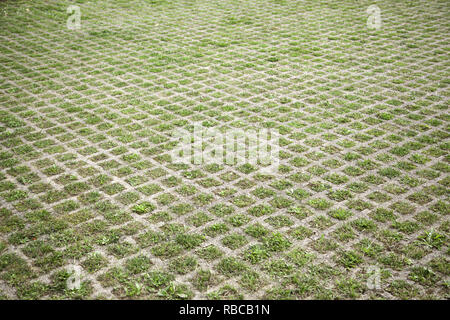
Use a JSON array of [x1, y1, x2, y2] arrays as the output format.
[[0, 0, 447, 300]]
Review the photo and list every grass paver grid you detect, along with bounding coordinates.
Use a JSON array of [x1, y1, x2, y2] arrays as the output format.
[[0, 0, 448, 299]]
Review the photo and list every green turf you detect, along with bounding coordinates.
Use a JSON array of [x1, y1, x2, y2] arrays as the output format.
[[0, 0, 448, 299]]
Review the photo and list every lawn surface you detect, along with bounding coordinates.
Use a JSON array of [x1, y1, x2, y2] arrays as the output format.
[[0, 0, 448, 299]]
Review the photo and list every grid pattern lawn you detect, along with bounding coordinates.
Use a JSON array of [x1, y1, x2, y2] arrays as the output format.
[[0, 0, 448, 299]]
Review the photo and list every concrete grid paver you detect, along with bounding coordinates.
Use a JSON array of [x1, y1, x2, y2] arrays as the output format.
[[0, 0, 448, 299]]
